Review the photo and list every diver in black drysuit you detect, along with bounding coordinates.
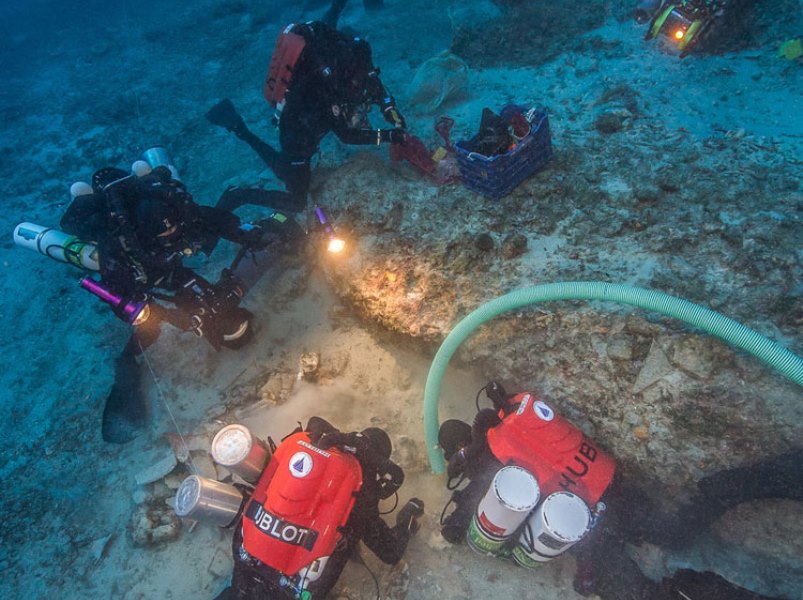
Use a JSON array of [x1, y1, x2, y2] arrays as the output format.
[[216, 417, 425, 599], [440, 388, 802, 600], [206, 20, 406, 213], [61, 165, 302, 443]]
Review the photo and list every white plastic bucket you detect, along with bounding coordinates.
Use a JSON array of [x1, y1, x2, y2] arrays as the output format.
[[467, 466, 540, 556], [512, 491, 591, 568], [211, 424, 271, 483]]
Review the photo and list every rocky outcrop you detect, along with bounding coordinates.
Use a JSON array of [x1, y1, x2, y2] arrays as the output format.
[[317, 119, 802, 495]]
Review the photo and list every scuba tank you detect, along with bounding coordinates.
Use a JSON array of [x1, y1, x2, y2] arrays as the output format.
[[13, 222, 100, 271], [512, 491, 594, 568], [467, 466, 540, 556]]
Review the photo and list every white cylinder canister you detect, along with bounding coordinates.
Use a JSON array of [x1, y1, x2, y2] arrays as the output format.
[[513, 491, 592, 568], [174, 475, 244, 527], [13, 222, 100, 271], [211, 424, 271, 484], [467, 466, 540, 556]]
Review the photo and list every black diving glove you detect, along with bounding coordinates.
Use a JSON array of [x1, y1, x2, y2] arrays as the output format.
[[236, 223, 268, 251], [381, 97, 406, 129], [378, 129, 408, 144]]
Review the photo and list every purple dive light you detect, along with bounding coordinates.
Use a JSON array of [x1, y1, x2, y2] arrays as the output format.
[[314, 206, 346, 254], [79, 277, 150, 325]]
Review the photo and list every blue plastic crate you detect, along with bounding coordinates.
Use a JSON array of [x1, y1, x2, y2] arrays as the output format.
[[455, 108, 552, 199]]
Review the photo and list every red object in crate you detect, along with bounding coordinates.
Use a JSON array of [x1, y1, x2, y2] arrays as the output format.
[[390, 117, 460, 185]]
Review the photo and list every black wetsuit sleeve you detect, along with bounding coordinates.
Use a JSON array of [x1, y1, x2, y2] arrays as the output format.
[[196, 206, 242, 243], [364, 71, 390, 106], [360, 513, 409, 565], [331, 124, 385, 145]]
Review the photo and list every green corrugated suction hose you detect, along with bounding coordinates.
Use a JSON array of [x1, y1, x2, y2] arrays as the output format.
[[424, 281, 803, 473]]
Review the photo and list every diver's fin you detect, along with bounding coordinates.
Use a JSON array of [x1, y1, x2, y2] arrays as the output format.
[[102, 348, 149, 444], [206, 98, 245, 133]]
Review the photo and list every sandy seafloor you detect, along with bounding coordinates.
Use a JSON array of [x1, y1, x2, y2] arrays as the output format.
[[0, 0, 801, 599]]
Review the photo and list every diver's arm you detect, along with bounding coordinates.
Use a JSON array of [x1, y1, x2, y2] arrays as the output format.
[[365, 73, 406, 129], [331, 123, 406, 145]]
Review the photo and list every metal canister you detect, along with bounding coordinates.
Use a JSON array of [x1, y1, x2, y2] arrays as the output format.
[[174, 475, 244, 527], [142, 146, 180, 180], [211, 424, 271, 483]]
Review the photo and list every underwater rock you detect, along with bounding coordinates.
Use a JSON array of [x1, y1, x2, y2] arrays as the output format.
[[208, 547, 233, 579], [298, 351, 321, 381], [134, 453, 178, 486], [632, 341, 675, 395], [131, 505, 180, 547], [594, 111, 629, 134], [607, 338, 633, 362], [475, 233, 495, 252], [671, 336, 729, 379], [318, 350, 350, 380], [164, 431, 210, 464], [259, 371, 296, 404], [89, 533, 114, 564], [501, 233, 528, 259], [191, 452, 218, 481], [406, 51, 469, 113], [163, 472, 185, 491], [427, 530, 451, 551]]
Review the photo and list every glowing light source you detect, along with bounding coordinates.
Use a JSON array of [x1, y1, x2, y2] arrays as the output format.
[[327, 237, 346, 254], [674, 29, 685, 39], [80, 276, 151, 325], [132, 304, 151, 326], [315, 206, 347, 256]]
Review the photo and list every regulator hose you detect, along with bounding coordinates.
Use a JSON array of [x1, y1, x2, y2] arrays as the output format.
[[424, 281, 803, 473]]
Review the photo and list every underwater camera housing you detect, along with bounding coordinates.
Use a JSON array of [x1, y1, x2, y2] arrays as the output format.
[[177, 277, 253, 350], [645, 1, 713, 57]]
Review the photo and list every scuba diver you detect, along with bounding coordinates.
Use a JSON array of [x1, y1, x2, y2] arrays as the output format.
[[31, 148, 303, 443], [174, 418, 424, 599], [205, 20, 407, 213], [439, 382, 800, 600]]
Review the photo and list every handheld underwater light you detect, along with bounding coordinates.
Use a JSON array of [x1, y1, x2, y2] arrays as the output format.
[[79, 277, 150, 325], [314, 206, 346, 254]]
